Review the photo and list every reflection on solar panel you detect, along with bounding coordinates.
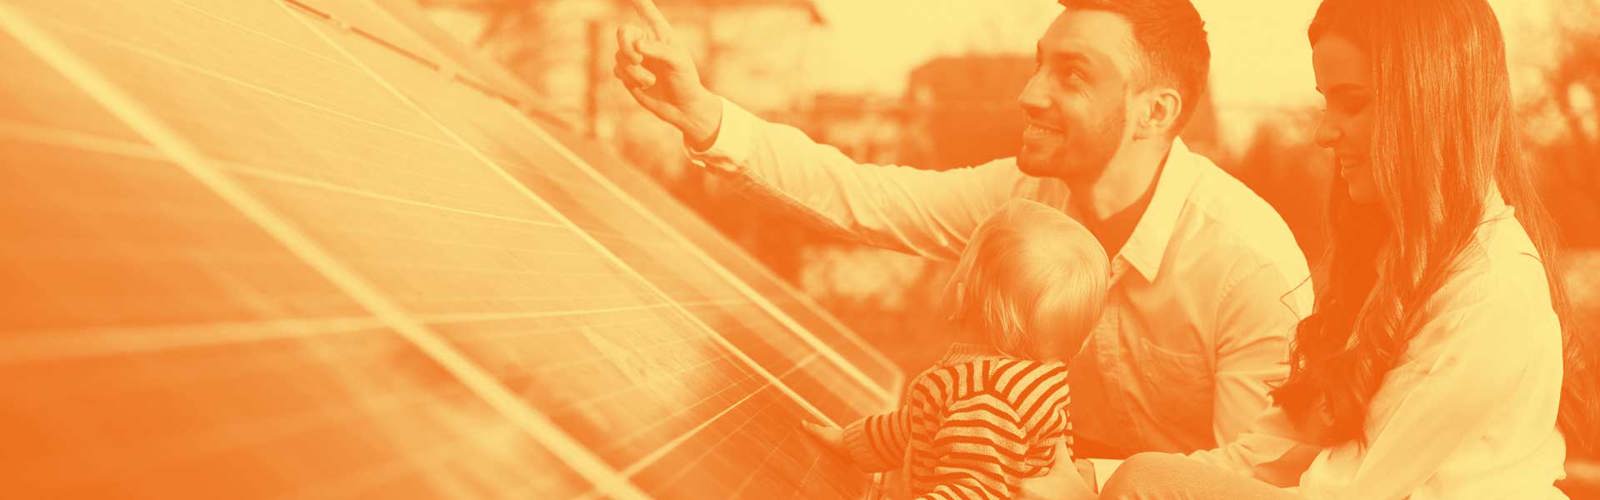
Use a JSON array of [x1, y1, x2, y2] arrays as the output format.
[[0, 0, 902, 498]]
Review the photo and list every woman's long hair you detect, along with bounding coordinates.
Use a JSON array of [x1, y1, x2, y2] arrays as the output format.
[[1272, 0, 1597, 454]]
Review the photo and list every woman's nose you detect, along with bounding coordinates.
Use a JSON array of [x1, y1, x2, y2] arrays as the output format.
[[1314, 119, 1343, 149]]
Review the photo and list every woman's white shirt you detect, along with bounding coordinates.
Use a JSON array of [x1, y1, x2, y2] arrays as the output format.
[[1190, 197, 1569, 500]]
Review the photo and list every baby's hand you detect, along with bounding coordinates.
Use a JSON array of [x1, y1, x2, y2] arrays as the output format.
[[1016, 441, 1097, 499], [800, 420, 846, 455]]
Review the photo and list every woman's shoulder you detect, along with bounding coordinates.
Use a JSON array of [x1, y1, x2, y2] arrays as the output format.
[[1412, 207, 1560, 354], [1441, 206, 1553, 312]]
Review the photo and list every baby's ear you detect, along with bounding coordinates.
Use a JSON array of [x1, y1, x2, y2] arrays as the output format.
[[945, 281, 966, 322]]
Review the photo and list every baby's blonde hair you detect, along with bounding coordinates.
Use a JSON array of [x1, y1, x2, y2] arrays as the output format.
[[944, 200, 1110, 360]]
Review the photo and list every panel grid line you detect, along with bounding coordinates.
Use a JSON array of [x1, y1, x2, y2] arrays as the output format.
[[18, 11, 464, 150], [282, 8, 870, 497], [286, 0, 838, 426], [267, 0, 907, 399], [0, 119, 586, 237], [504, 106, 901, 404], [0, 316, 386, 362], [0, 6, 649, 499], [195, 0, 901, 401], [283, 0, 838, 424], [362, 0, 902, 392], [167, 0, 356, 69]]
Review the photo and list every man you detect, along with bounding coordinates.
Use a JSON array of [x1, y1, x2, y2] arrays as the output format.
[[615, 0, 1312, 493]]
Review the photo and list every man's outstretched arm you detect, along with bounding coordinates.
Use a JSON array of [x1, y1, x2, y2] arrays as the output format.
[[613, 0, 1020, 260]]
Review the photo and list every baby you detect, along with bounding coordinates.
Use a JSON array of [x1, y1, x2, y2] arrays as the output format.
[[805, 199, 1110, 499]]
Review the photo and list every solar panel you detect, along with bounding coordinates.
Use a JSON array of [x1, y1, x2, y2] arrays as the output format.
[[549, 129, 907, 394], [0, 0, 902, 498], [346, 0, 903, 394]]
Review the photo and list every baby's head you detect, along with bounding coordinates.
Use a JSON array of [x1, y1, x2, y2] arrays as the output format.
[[945, 200, 1110, 361]]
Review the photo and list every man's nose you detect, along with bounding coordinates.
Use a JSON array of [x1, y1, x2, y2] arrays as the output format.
[[1017, 72, 1050, 114]]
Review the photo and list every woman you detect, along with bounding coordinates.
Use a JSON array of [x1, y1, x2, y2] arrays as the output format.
[[1096, 0, 1597, 498]]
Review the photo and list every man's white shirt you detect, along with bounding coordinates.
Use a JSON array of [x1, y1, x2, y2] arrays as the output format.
[[690, 97, 1313, 455]]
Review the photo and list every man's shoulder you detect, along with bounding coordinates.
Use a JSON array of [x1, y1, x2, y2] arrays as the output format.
[[1176, 156, 1309, 277]]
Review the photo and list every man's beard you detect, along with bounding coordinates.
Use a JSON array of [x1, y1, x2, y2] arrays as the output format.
[[1054, 103, 1126, 183], [1018, 102, 1127, 181]]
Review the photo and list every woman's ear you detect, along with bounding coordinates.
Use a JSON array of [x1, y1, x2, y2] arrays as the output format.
[[1132, 87, 1183, 140]]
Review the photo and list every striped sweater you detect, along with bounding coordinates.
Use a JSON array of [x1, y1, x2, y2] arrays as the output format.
[[842, 344, 1073, 499]]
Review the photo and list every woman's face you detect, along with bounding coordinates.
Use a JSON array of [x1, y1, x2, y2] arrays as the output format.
[[1311, 34, 1379, 204]]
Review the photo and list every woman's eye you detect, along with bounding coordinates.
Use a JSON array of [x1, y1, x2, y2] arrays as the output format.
[[1331, 96, 1371, 114]]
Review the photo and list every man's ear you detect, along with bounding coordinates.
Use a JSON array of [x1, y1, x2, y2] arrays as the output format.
[[1132, 86, 1183, 139]]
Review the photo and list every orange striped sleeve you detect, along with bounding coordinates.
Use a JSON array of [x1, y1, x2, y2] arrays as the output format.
[[841, 366, 959, 472]]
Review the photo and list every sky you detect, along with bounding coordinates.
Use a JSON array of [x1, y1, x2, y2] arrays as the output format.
[[806, 0, 1562, 110]]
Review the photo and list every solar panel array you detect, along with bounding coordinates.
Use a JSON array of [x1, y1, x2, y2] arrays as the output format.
[[0, 0, 902, 498]]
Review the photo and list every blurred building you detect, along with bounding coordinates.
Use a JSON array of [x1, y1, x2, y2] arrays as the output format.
[[894, 54, 1220, 170], [607, 0, 826, 179], [654, 0, 824, 115], [420, 0, 824, 136], [900, 55, 1030, 170], [804, 92, 906, 165]]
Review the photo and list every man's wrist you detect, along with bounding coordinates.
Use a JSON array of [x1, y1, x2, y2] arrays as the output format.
[[680, 93, 723, 152]]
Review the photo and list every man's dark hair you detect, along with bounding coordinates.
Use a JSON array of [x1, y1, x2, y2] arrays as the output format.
[[1060, 0, 1210, 131]]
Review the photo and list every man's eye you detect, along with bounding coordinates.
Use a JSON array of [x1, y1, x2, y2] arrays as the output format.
[[1057, 68, 1084, 84]]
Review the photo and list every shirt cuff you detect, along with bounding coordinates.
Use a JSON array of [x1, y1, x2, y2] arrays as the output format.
[[684, 96, 756, 173]]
